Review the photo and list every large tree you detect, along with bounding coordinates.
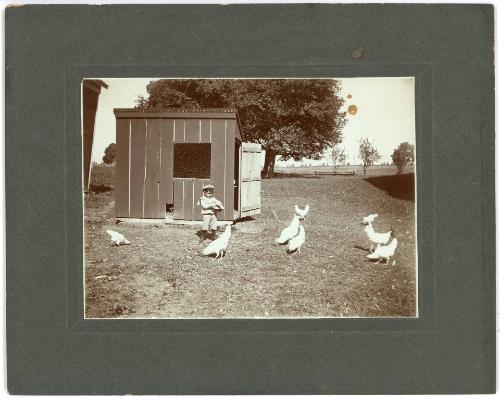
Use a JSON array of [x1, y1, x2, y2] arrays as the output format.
[[136, 79, 346, 177], [102, 143, 116, 165], [391, 142, 414, 174], [358, 138, 381, 175]]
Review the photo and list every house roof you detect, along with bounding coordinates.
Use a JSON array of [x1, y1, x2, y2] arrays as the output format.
[[83, 79, 109, 93]]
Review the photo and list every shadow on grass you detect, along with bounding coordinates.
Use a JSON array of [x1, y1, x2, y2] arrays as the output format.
[[265, 172, 321, 179], [234, 216, 255, 224], [364, 173, 415, 202], [354, 244, 371, 253]]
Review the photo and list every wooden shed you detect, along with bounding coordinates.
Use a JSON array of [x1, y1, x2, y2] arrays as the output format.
[[113, 108, 262, 222]]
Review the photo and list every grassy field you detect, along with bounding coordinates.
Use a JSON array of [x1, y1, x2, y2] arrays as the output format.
[[85, 166, 416, 318]]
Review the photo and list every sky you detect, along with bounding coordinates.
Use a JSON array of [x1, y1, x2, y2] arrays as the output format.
[[89, 78, 415, 166], [333, 77, 415, 165], [90, 78, 151, 164]]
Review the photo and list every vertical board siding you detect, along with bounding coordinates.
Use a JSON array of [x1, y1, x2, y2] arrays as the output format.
[[183, 179, 195, 220], [253, 150, 262, 208], [253, 150, 261, 179], [174, 119, 185, 143], [240, 143, 262, 217], [241, 150, 249, 210], [160, 119, 174, 205], [144, 119, 161, 218], [210, 119, 227, 219], [83, 107, 97, 190], [234, 121, 243, 141], [193, 180, 205, 221], [234, 141, 241, 217], [115, 118, 130, 217], [200, 119, 211, 142], [82, 86, 99, 190], [116, 114, 246, 221], [184, 119, 200, 143], [173, 179, 184, 219], [243, 181, 261, 211], [129, 119, 147, 218], [172, 119, 184, 219], [224, 120, 235, 221]]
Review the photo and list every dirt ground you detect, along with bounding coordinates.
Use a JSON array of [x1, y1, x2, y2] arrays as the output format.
[[84, 169, 416, 318]]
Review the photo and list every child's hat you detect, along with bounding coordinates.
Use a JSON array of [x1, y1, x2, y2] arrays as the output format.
[[203, 184, 215, 191]]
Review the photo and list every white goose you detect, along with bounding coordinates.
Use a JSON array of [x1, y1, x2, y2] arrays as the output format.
[[275, 215, 300, 245], [367, 238, 398, 264], [362, 213, 378, 225], [294, 204, 310, 220], [106, 229, 130, 246], [203, 224, 232, 259], [364, 223, 393, 252], [287, 225, 305, 254]]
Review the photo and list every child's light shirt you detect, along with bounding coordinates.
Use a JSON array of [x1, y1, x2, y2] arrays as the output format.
[[197, 195, 224, 215]]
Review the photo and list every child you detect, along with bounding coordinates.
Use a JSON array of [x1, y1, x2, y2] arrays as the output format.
[[197, 184, 224, 242]]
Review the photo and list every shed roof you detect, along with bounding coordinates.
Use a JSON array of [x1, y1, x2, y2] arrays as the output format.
[[114, 108, 236, 117], [114, 108, 245, 141]]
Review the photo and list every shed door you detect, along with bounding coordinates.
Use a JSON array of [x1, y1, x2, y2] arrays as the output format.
[[239, 143, 262, 217]]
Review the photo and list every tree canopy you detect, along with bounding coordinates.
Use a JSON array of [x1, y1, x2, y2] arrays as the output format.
[[136, 79, 346, 176], [391, 142, 414, 174], [102, 143, 116, 165]]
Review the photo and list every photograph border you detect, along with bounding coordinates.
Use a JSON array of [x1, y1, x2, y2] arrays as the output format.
[[6, 4, 494, 394], [73, 67, 427, 329]]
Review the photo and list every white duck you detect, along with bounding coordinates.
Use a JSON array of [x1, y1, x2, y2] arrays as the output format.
[[362, 213, 378, 225], [294, 204, 310, 220], [106, 229, 130, 246], [367, 238, 398, 264], [287, 225, 305, 254], [203, 223, 232, 259], [364, 222, 393, 252], [275, 215, 300, 245]]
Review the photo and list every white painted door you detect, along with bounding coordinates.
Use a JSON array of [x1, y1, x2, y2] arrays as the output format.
[[239, 143, 262, 217]]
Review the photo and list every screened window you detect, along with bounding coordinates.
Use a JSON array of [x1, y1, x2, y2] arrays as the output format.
[[173, 143, 211, 179]]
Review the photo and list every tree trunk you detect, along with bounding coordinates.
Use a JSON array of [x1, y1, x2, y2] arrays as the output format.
[[262, 149, 277, 178], [363, 164, 367, 175]]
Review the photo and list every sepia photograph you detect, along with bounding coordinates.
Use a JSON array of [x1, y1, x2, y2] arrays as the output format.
[[83, 78, 416, 319], [6, 2, 495, 394]]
